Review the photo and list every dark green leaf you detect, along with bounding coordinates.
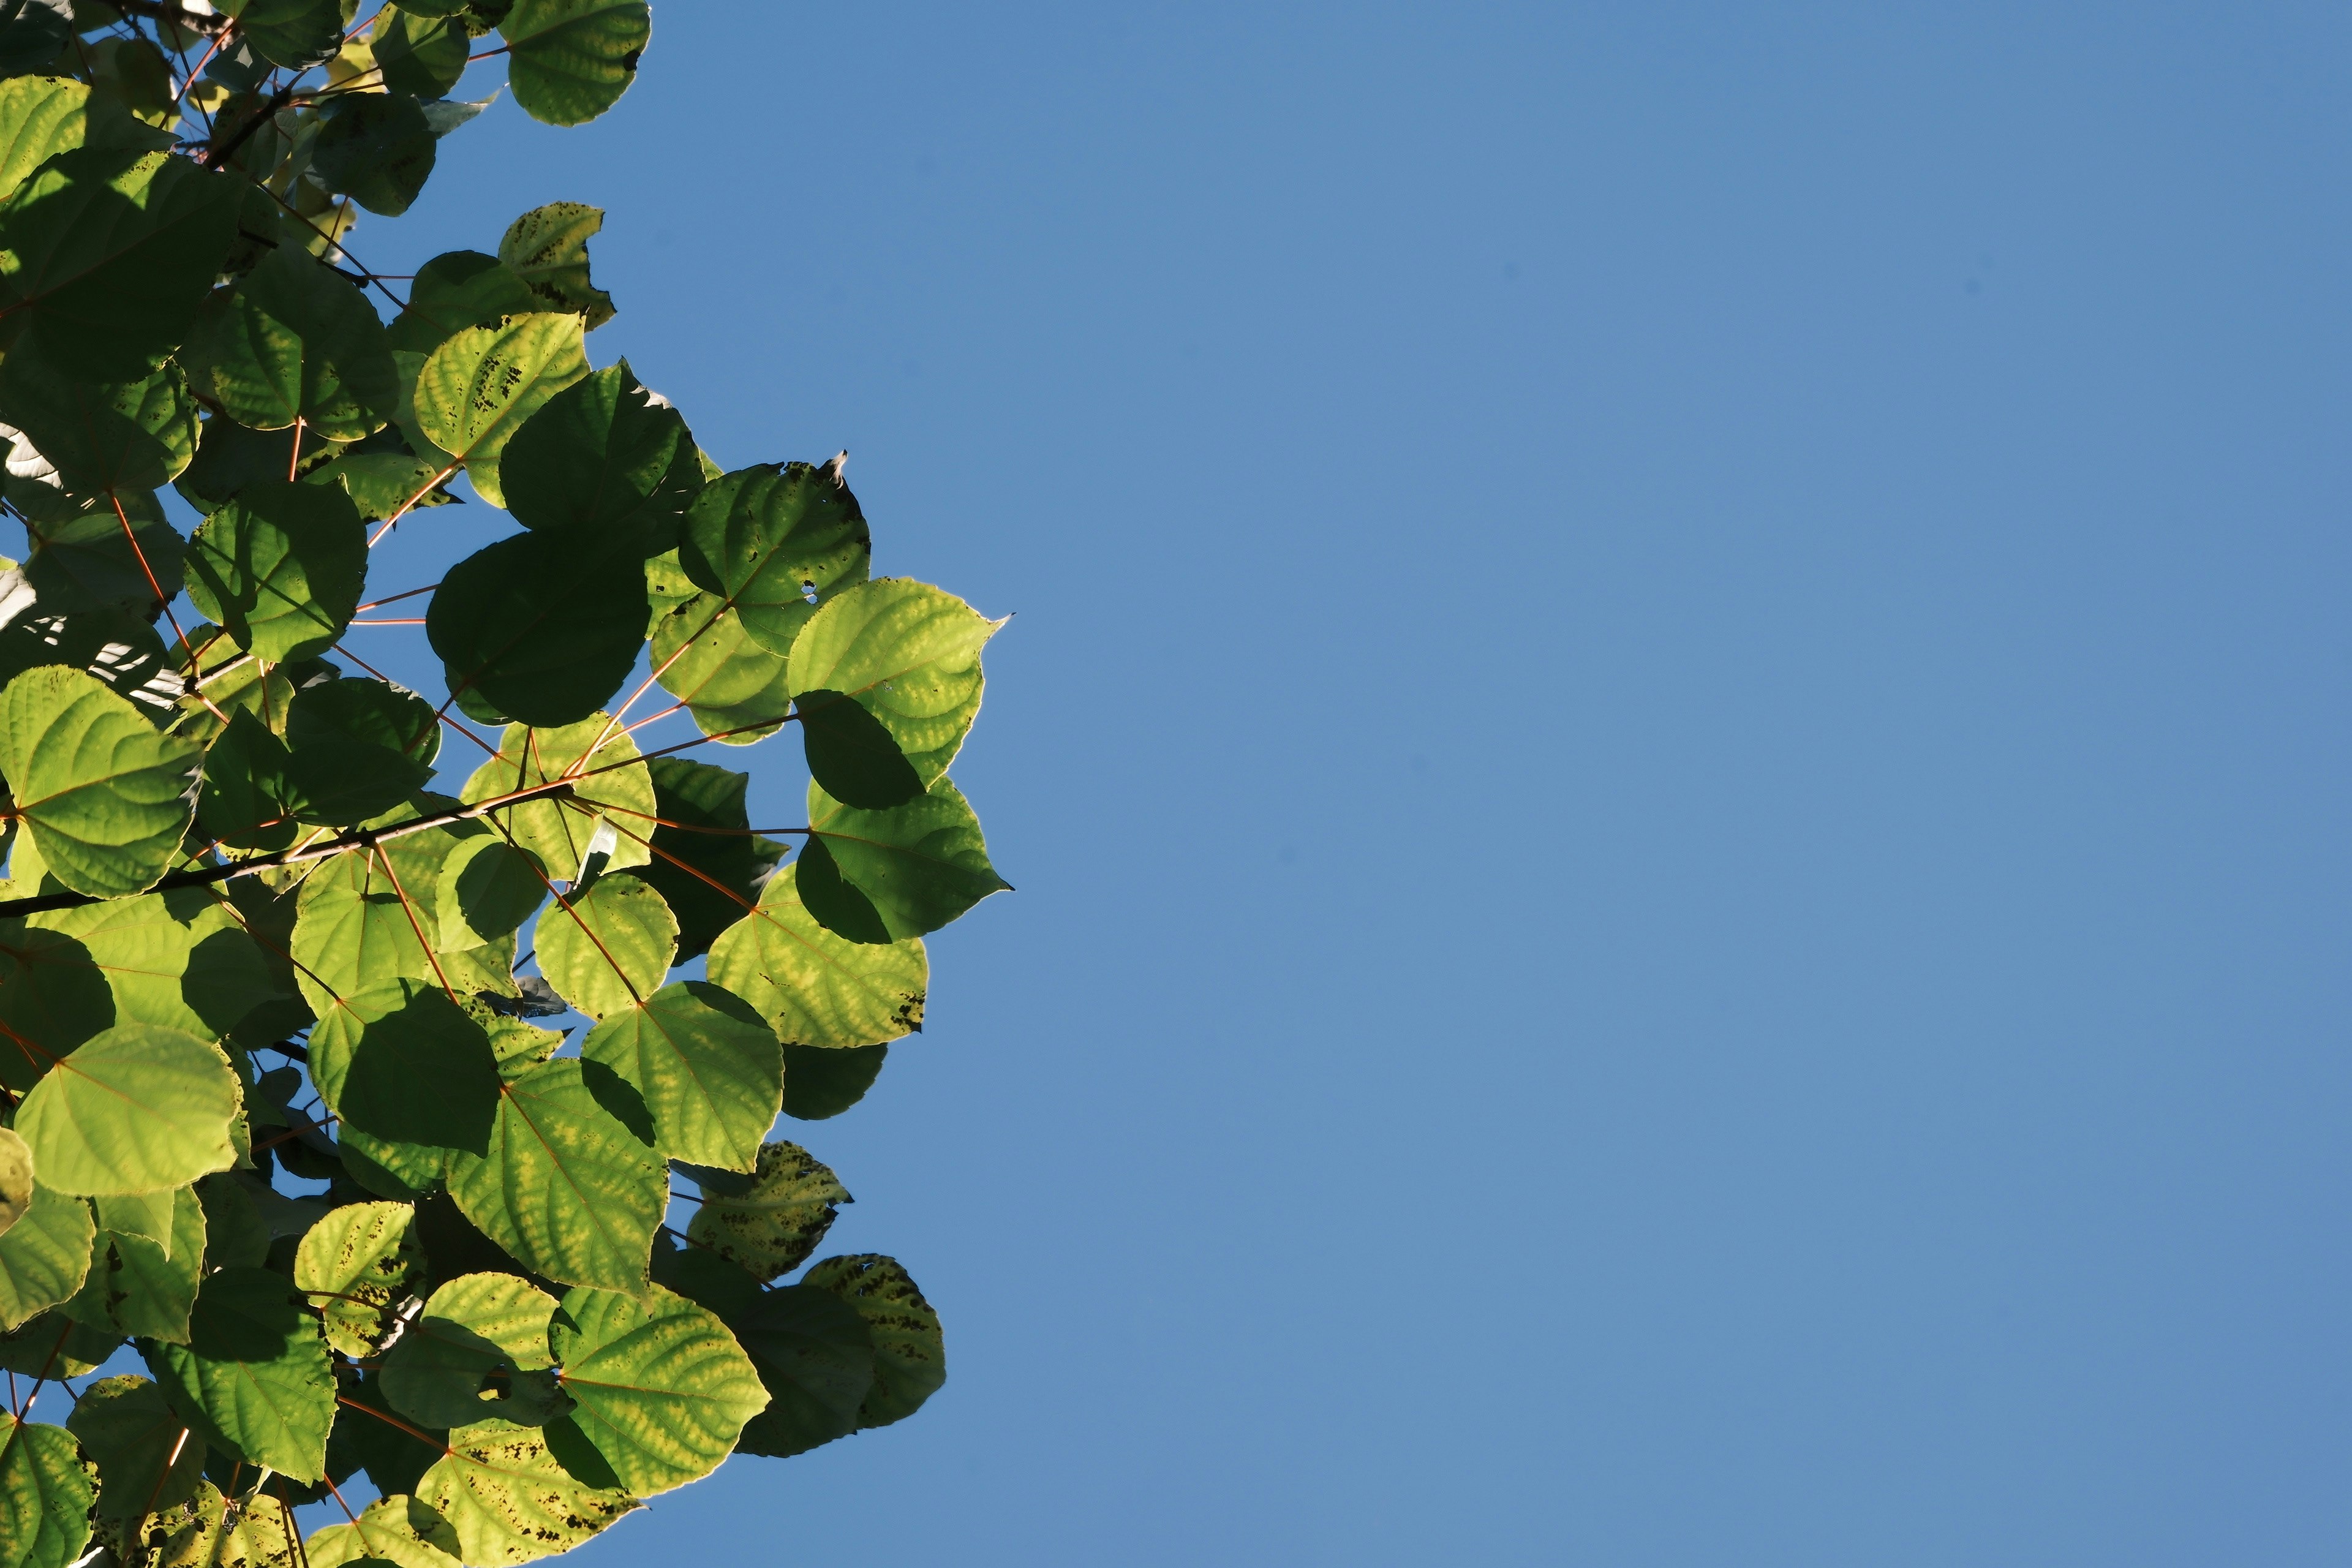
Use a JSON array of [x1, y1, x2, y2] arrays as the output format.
[[412, 311, 587, 508], [428, 529, 647, 728], [678, 459, 870, 657], [385, 251, 540, 357], [0, 581, 185, 721], [182, 478, 367, 663], [782, 1041, 888, 1121], [145, 1265, 335, 1483], [312, 92, 438, 217], [684, 1141, 846, 1282], [175, 414, 342, 516], [309, 982, 504, 1186], [276, 676, 438, 825], [501, 361, 696, 548], [627, 757, 786, 959], [801, 1253, 944, 1429], [0, 351, 199, 495], [0, 146, 238, 379], [216, 0, 346, 69], [13, 486, 186, 616], [374, 4, 472, 98], [66, 1373, 205, 1524], [499, 1, 649, 128], [728, 1283, 873, 1458], [436, 837, 547, 952], [180, 244, 399, 440], [0, 6, 70, 81]]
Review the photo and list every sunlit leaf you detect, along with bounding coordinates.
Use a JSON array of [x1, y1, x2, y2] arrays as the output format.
[[435, 837, 546, 952], [0, 1181, 92, 1331], [293, 1200, 419, 1357], [458, 715, 655, 880], [707, 860, 926, 1047], [62, 1180, 203, 1341], [15, 1025, 237, 1197], [497, 201, 615, 328], [684, 1141, 846, 1282], [678, 459, 870, 657], [544, 1281, 764, 1496], [582, 981, 780, 1172], [0, 74, 169, 205], [647, 584, 791, 744], [446, 1058, 662, 1292], [305, 1492, 465, 1568], [417, 1417, 637, 1564], [145, 1265, 335, 1483], [0, 666, 199, 897], [536, 873, 675, 1019], [412, 312, 587, 508], [386, 251, 540, 358], [0, 1126, 27, 1237], [797, 777, 1010, 944], [0, 1412, 93, 1568], [788, 578, 1000, 807]]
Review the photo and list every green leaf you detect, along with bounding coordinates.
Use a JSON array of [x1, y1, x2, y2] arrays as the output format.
[[782, 1041, 888, 1120], [313, 92, 438, 217], [446, 1058, 663, 1292], [290, 848, 508, 1019], [458, 715, 656, 881], [0, 13, 70, 89], [0, 1413, 93, 1568], [678, 459, 871, 657], [0, 666, 200, 897], [624, 758, 785, 960], [0, 1182, 92, 1331], [543, 1282, 763, 1496], [416, 1417, 636, 1565], [374, 6, 472, 99], [0, 146, 239, 380], [175, 412, 341, 515], [707, 860, 927, 1047], [88, 1189, 173, 1254], [684, 1141, 846, 1283], [797, 777, 1011, 944], [332, 1371, 447, 1499], [497, 201, 615, 328], [308, 983, 503, 1188], [0, 1313, 117, 1379], [501, 361, 696, 548], [0, 75, 170, 205], [0, 352, 200, 496], [0, 1128, 26, 1237], [66, 1373, 204, 1525], [182, 479, 367, 663], [499, 1, 649, 128], [435, 837, 546, 952], [428, 529, 647, 728], [0, 575, 183, 720], [789, 578, 1000, 807], [413, 312, 587, 508], [305, 1493, 465, 1568], [647, 584, 792, 744], [182, 247, 398, 442], [802, 1254, 945, 1429], [275, 677, 438, 826], [293, 1200, 419, 1357], [62, 1181, 203, 1341], [15, 1026, 237, 1197], [728, 1283, 873, 1458], [582, 981, 780, 1173], [535, 873, 675, 1019], [380, 1271, 559, 1430], [10, 490, 184, 621], [216, 0, 346, 69], [386, 251, 540, 358], [145, 1265, 335, 1483]]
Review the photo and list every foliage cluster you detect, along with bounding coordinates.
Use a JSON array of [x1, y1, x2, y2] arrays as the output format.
[[0, 4, 1008, 1564]]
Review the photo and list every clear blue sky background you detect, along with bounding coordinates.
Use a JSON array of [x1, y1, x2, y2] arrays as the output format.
[[178, 4, 2352, 1562]]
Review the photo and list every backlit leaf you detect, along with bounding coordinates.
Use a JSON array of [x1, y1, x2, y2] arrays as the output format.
[[544, 1282, 764, 1496], [0, 1412, 92, 1568], [305, 1493, 465, 1568], [707, 861, 926, 1047], [497, 201, 615, 328], [797, 777, 1010, 945], [646, 585, 791, 744], [293, 1200, 419, 1357], [535, 874, 674, 1020], [15, 1025, 238, 1197], [0, 75, 168, 204], [62, 1181, 204, 1341], [446, 1058, 662, 1292], [678, 460, 870, 657], [0, 1182, 92, 1331], [308, 982, 503, 1189], [386, 251, 540, 358], [684, 1141, 846, 1282], [412, 312, 587, 508], [788, 578, 1000, 807], [0, 1127, 26, 1237], [435, 837, 546, 952], [145, 1265, 335, 1483], [0, 666, 200, 897], [417, 1417, 636, 1564], [499, 1, 649, 128], [458, 715, 655, 881], [182, 480, 366, 663], [581, 981, 780, 1172]]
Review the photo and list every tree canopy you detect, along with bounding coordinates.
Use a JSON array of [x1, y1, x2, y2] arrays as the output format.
[[0, 6, 1003, 1564]]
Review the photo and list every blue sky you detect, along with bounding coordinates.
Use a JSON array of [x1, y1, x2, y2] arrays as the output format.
[[143, 4, 2352, 1562]]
